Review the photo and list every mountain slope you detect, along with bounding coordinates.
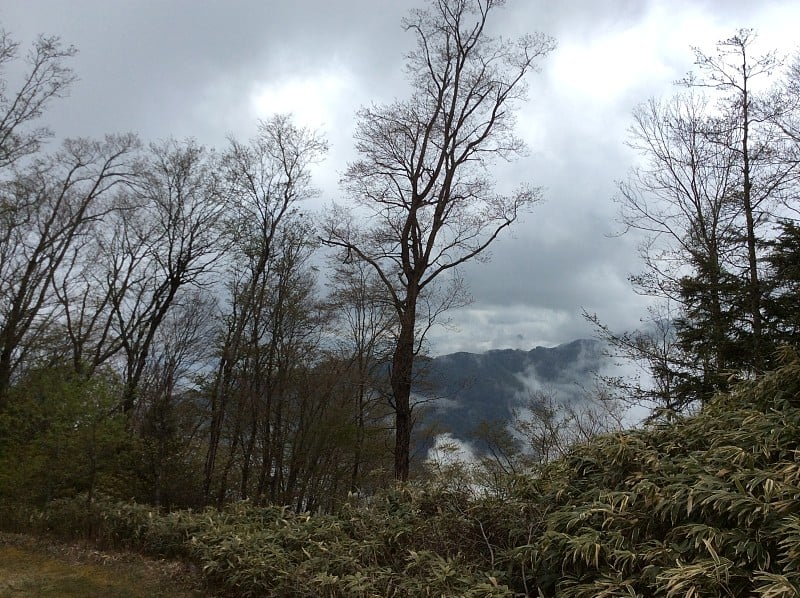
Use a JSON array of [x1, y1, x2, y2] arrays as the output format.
[[415, 339, 605, 444]]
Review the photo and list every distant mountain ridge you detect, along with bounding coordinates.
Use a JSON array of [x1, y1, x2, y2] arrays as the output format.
[[415, 339, 605, 446]]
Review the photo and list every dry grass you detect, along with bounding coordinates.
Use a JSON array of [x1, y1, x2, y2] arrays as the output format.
[[0, 532, 211, 597]]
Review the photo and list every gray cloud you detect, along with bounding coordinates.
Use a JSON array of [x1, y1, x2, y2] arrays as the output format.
[[2, 0, 797, 355]]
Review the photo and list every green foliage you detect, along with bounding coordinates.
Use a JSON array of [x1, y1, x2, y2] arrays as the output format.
[[764, 220, 800, 346], [675, 262, 752, 404], [502, 352, 800, 596], [0, 367, 132, 507], [8, 355, 800, 596], [16, 492, 514, 597]]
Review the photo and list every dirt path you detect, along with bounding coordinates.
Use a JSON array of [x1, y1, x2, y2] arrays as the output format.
[[0, 533, 212, 597]]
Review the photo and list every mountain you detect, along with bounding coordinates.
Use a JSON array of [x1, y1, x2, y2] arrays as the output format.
[[414, 338, 605, 446]]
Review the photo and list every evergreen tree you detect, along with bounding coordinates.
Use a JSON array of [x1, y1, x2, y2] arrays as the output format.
[[763, 220, 800, 346]]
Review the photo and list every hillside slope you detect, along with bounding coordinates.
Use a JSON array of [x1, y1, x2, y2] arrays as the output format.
[[12, 352, 800, 597], [417, 339, 604, 444], [514, 349, 800, 595]]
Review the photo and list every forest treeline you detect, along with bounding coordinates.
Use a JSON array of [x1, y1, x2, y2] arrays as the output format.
[[0, 30, 396, 509], [1, 0, 800, 538], [584, 29, 800, 418], [4, 1, 800, 595], [8, 345, 800, 596], [0, 0, 561, 509]]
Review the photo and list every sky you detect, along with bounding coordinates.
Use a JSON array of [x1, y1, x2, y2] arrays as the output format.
[[2, 0, 799, 356]]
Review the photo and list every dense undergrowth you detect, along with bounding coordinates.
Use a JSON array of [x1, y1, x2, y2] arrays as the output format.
[[4, 355, 800, 597]]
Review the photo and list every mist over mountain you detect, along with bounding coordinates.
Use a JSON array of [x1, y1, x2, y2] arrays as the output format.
[[414, 339, 606, 447]]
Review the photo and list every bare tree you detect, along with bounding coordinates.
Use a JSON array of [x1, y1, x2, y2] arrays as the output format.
[[202, 115, 326, 501], [612, 91, 743, 407], [0, 29, 139, 405], [619, 93, 739, 301], [0, 29, 76, 170], [326, 259, 396, 491], [600, 31, 800, 411], [0, 135, 138, 406], [323, 0, 554, 480], [684, 30, 797, 369], [102, 139, 225, 414], [770, 55, 800, 214]]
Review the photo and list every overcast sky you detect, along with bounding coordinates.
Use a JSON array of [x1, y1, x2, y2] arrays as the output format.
[[2, 0, 799, 355]]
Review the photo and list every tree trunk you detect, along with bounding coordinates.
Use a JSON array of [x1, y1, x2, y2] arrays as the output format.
[[351, 375, 366, 493], [0, 347, 13, 409], [390, 303, 416, 481], [740, 78, 765, 373], [240, 412, 258, 499]]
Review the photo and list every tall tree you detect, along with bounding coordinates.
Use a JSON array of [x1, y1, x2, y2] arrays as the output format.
[[326, 259, 396, 492], [685, 30, 796, 370], [0, 135, 138, 406], [323, 0, 554, 480], [616, 91, 744, 406], [0, 29, 140, 406], [107, 139, 225, 413], [202, 115, 326, 502], [603, 31, 800, 411]]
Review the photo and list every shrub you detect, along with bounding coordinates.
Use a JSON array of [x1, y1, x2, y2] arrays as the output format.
[[9, 354, 800, 596]]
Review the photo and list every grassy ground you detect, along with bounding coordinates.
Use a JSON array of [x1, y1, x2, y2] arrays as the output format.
[[0, 533, 212, 597]]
